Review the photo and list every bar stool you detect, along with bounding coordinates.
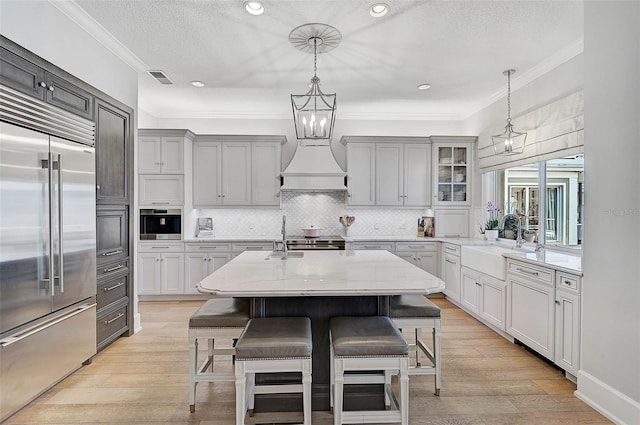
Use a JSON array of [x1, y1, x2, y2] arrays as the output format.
[[329, 316, 410, 425], [390, 294, 442, 395], [234, 317, 312, 425], [188, 298, 250, 413]]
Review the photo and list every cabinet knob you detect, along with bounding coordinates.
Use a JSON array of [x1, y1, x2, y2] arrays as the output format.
[[48, 84, 54, 92], [555, 300, 561, 305], [38, 81, 47, 88]]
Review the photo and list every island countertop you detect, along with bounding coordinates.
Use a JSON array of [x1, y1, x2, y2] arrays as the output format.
[[197, 249, 445, 297]]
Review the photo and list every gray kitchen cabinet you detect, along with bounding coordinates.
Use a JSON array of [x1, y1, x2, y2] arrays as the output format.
[[442, 243, 461, 303], [95, 99, 131, 204], [507, 259, 556, 360], [96, 205, 128, 265], [461, 266, 507, 331], [395, 242, 438, 276], [138, 243, 185, 296], [139, 175, 184, 206], [341, 136, 430, 207], [431, 136, 476, 206], [0, 47, 94, 120], [184, 243, 233, 294], [345, 142, 376, 205], [138, 130, 193, 174], [193, 135, 284, 207]]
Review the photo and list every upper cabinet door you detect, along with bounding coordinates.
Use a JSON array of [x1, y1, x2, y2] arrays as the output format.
[[138, 136, 162, 174], [45, 73, 94, 121], [0, 47, 46, 99], [251, 142, 281, 206], [160, 137, 184, 174], [346, 143, 376, 206], [95, 99, 131, 204], [222, 142, 251, 206], [433, 142, 471, 206], [376, 143, 403, 206], [403, 143, 430, 206], [192, 141, 222, 206]]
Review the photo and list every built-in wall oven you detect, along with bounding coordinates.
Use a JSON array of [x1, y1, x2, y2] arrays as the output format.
[[140, 209, 182, 240]]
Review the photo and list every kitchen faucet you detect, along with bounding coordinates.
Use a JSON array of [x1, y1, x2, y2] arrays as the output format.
[[272, 215, 289, 257], [499, 213, 525, 248]]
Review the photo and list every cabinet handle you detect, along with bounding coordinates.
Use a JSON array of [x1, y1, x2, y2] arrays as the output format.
[[47, 84, 54, 92], [516, 267, 539, 276], [444, 234, 461, 238], [151, 246, 170, 249], [104, 313, 124, 325], [445, 246, 457, 251], [555, 300, 561, 305], [564, 280, 572, 285], [475, 282, 481, 286], [39, 81, 47, 88], [103, 281, 125, 292], [445, 259, 456, 264], [244, 247, 264, 250], [363, 245, 381, 249], [150, 202, 170, 205], [103, 264, 125, 273], [102, 249, 123, 256], [407, 245, 424, 249]]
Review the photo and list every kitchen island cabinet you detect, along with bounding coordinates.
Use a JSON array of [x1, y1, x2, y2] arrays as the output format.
[[197, 249, 443, 411]]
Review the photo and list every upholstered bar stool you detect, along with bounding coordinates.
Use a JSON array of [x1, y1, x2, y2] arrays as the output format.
[[390, 294, 442, 395], [329, 316, 410, 425], [234, 317, 313, 425], [188, 298, 250, 413]]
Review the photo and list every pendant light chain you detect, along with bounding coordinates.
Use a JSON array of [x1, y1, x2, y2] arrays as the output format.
[[313, 38, 318, 78], [506, 70, 512, 124]]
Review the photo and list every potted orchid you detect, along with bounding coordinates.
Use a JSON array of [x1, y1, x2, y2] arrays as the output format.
[[484, 201, 501, 240]]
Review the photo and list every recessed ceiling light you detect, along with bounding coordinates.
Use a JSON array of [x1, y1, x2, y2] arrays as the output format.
[[417, 83, 431, 90], [191, 81, 205, 88], [244, 1, 264, 15], [369, 3, 389, 17]]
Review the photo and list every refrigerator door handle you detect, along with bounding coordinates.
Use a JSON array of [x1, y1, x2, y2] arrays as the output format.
[[56, 153, 64, 294], [0, 303, 97, 348], [48, 152, 56, 297]]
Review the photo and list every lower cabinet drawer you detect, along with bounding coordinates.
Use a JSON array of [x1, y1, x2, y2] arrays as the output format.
[[97, 271, 129, 312], [97, 301, 128, 349]]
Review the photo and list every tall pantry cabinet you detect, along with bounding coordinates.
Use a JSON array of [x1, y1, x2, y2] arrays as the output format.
[[1, 36, 135, 351]]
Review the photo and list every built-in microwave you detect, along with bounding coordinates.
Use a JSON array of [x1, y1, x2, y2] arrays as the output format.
[[140, 209, 182, 240]]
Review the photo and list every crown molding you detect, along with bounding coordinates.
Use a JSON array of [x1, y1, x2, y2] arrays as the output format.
[[49, 0, 148, 73], [462, 38, 584, 120]]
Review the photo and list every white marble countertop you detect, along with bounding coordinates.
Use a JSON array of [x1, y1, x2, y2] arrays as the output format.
[[197, 250, 445, 297]]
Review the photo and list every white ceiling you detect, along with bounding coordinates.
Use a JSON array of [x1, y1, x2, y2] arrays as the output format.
[[71, 0, 584, 121]]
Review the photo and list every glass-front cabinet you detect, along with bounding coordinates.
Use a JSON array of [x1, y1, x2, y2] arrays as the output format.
[[432, 138, 474, 205]]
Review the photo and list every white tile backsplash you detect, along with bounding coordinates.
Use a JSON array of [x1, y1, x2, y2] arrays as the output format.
[[192, 192, 428, 239]]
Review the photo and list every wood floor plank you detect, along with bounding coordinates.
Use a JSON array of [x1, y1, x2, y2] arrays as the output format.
[[2, 298, 611, 425]]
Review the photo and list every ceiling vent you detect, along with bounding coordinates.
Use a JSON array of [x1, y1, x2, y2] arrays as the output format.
[[146, 70, 174, 85]]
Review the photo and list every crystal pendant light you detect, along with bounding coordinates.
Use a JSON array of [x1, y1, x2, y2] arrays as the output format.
[[290, 23, 341, 142], [492, 69, 527, 155]]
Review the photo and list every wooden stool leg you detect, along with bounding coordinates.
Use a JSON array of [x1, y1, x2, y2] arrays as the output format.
[[188, 335, 197, 413], [400, 358, 409, 425], [333, 359, 344, 425], [302, 359, 312, 425], [235, 362, 247, 425]]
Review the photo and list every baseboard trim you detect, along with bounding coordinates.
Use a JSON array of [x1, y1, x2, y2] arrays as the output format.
[[575, 370, 640, 425]]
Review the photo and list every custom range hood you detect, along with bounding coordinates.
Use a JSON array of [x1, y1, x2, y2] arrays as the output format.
[[280, 143, 347, 191]]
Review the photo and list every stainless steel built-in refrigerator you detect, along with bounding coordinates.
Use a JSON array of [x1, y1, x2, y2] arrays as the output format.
[[0, 87, 97, 420]]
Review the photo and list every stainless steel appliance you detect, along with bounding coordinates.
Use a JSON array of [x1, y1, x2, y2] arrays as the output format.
[[287, 236, 345, 250], [140, 208, 182, 240], [0, 87, 97, 421]]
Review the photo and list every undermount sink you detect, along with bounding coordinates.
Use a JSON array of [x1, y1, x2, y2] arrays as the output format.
[[461, 245, 522, 280], [265, 251, 304, 260]]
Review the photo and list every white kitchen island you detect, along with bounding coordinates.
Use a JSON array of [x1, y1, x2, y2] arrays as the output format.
[[197, 249, 444, 412], [197, 249, 444, 297]]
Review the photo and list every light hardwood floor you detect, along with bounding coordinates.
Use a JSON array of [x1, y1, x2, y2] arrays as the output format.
[[4, 298, 611, 425]]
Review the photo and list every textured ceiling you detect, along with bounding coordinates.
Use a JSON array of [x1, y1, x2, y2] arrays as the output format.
[[72, 0, 584, 120]]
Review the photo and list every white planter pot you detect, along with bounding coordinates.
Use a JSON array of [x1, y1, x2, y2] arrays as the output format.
[[485, 229, 499, 241]]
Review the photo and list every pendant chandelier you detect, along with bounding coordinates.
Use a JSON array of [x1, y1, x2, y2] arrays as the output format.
[[492, 69, 527, 155], [290, 23, 341, 142]]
